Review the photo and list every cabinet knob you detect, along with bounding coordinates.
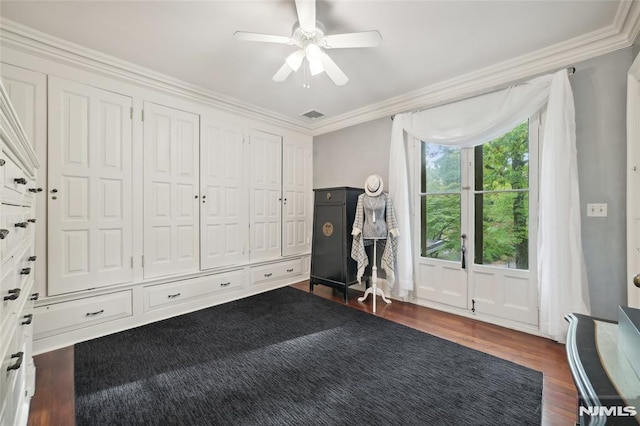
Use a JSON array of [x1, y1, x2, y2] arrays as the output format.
[[4, 288, 21, 301], [0, 159, 5, 166], [0, 229, 9, 239], [28, 218, 36, 223], [20, 267, 31, 275], [634, 274, 640, 288], [14, 178, 27, 185], [30, 292, 39, 301], [14, 222, 27, 228], [28, 256, 37, 262], [51, 188, 58, 193]]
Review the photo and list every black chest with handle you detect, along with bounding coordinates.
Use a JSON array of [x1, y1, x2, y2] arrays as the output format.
[[310, 187, 364, 302]]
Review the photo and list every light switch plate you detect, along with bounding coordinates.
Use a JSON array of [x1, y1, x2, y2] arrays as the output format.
[[587, 203, 607, 217]]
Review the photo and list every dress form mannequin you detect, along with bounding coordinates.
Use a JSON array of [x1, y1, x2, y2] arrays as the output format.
[[351, 175, 399, 313]]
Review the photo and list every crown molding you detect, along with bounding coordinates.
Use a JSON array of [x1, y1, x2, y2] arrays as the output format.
[[0, 18, 313, 135], [309, 0, 640, 136], [2, 1, 639, 139]]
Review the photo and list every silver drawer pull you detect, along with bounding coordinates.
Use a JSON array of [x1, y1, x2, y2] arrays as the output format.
[[220, 282, 231, 287], [264, 273, 272, 277], [167, 293, 181, 299], [286, 268, 294, 273], [86, 309, 104, 317]]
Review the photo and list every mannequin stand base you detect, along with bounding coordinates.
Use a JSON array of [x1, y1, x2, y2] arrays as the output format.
[[358, 285, 391, 314]]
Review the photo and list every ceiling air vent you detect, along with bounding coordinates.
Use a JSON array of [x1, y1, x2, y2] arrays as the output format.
[[301, 110, 325, 119]]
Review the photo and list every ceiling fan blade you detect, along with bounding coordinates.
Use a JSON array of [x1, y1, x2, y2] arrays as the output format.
[[273, 62, 293, 82], [322, 31, 382, 49], [234, 31, 293, 45], [295, 0, 316, 33], [285, 49, 305, 72], [319, 51, 348, 86]]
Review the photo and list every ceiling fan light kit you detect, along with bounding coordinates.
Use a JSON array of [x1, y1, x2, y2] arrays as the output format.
[[233, 0, 381, 87]]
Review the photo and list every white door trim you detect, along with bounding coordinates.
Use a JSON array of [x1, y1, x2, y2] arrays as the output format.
[[626, 53, 640, 308]]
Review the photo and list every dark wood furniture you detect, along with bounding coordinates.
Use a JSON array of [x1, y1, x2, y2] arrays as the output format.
[[565, 313, 640, 426], [310, 187, 363, 302]]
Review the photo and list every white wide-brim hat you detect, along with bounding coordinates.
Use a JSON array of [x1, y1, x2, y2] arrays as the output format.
[[364, 174, 384, 197]]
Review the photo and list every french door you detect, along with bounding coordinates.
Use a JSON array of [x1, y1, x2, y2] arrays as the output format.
[[415, 118, 540, 327]]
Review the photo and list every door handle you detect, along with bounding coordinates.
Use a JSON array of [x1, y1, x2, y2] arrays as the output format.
[[461, 234, 467, 269]]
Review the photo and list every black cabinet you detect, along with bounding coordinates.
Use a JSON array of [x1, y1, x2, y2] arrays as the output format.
[[310, 187, 364, 302]]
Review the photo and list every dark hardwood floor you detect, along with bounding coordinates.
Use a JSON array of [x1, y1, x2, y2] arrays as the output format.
[[27, 281, 578, 426]]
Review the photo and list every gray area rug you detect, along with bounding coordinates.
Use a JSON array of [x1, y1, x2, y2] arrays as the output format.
[[75, 286, 543, 425]]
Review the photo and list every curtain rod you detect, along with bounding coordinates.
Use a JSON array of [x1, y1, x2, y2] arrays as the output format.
[[391, 66, 576, 120]]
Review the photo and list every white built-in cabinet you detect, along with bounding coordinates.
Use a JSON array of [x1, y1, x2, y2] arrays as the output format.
[[0, 79, 39, 426], [200, 118, 248, 270], [47, 76, 134, 295], [143, 102, 200, 279], [0, 49, 312, 358], [0, 64, 47, 298], [249, 130, 283, 261], [282, 138, 312, 256]]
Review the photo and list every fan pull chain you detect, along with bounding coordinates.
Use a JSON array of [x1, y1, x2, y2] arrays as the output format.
[[303, 59, 310, 89]]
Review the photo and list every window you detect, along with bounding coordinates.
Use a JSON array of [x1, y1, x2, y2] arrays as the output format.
[[419, 120, 532, 270], [420, 144, 461, 261], [474, 122, 529, 269]]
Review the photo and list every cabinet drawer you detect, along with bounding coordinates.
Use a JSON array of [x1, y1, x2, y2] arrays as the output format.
[[314, 189, 346, 205], [0, 204, 30, 260], [144, 270, 244, 312], [0, 326, 18, 420], [0, 153, 28, 204], [1, 244, 35, 338], [250, 258, 303, 286], [33, 291, 132, 340]]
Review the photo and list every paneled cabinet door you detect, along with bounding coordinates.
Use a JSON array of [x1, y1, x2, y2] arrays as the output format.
[[143, 102, 200, 279], [249, 130, 282, 261], [1, 64, 47, 292], [282, 138, 312, 256], [48, 76, 133, 295], [200, 119, 248, 270]]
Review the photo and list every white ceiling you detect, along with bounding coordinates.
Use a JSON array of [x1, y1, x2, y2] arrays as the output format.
[[0, 1, 636, 132]]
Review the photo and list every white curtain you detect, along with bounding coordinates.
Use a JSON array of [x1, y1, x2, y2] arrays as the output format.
[[388, 69, 590, 341]]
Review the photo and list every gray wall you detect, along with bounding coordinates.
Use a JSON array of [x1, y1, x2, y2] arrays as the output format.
[[313, 117, 392, 189], [573, 47, 632, 320], [313, 47, 633, 320]]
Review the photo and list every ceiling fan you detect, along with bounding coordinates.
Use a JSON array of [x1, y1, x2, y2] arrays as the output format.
[[233, 0, 382, 86]]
